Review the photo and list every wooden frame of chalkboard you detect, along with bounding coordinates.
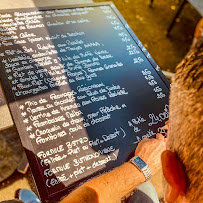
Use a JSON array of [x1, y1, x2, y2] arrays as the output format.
[[0, 2, 170, 202]]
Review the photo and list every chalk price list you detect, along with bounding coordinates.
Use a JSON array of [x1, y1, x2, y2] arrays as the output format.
[[0, 5, 169, 192]]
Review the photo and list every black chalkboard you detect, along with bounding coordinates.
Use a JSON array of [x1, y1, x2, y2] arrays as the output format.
[[0, 3, 170, 202]]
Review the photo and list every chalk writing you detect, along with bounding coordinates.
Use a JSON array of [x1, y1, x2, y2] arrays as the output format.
[[148, 105, 169, 126], [0, 4, 169, 200]]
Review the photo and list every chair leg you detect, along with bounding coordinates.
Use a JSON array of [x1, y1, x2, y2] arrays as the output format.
[[149, 0, 154, 7], [166, 0, 187, 36]]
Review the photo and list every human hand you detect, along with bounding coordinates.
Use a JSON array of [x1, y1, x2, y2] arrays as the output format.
[[135, 134, 166, 176]]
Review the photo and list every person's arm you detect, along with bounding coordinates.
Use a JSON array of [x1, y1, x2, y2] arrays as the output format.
[[60, 134, 166, 203]]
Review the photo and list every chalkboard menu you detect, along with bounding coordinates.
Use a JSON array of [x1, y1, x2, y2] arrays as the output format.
[[0, 3, 170, 202]]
